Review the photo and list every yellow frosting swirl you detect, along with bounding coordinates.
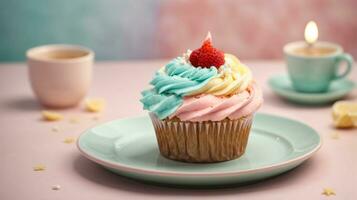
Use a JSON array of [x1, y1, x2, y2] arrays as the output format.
[[188, 54, 253, 96]]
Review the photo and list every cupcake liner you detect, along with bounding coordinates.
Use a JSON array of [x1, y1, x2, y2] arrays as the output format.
[[149, 113, 253, 163]]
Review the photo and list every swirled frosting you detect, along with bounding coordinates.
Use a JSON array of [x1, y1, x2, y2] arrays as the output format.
[[188, 54, 252, 96], [140, 56, 218, 119], [151, 57, 218, 96], [140, 50, 262, 121], [140, 89, 183, 119], [172, 83, 263, 122]]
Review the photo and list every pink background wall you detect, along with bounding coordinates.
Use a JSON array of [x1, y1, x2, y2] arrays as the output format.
[[155, 0, 357, 59], [1, 0, 357, 61]]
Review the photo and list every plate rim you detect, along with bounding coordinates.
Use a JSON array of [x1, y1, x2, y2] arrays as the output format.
[[268, 74, 355, 98], [77, 113, 322, 177]]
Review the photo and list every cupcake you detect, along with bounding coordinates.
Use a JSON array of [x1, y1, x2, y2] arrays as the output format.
[[141, 32, 263, 163]]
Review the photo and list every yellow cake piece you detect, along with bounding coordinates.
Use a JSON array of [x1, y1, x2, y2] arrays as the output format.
[[42, 111, 63, 121], [332, 101, 357, 128], [33, 164, 46, 171], [85, 98, 105, 112], [322, 188, 336, 196]]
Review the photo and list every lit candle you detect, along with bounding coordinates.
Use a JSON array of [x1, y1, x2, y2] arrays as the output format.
[[304, 21, 318, 46], [304, 21, 318, 55], [291, 21, 335, 56]]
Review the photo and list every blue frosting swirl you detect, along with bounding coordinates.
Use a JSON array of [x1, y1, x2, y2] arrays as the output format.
[[140, 89, 183, 119], [140, 57, 218, 119], [151, 57, 218, 96]]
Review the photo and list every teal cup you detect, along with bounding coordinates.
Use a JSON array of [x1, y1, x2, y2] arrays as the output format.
[[284, 41, 353, 93]]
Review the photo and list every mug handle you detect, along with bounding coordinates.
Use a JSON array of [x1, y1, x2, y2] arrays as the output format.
[[333, 53, 354, 80]]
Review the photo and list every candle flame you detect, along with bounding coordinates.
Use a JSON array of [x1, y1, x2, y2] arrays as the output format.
[[304, 21, 318, 44]]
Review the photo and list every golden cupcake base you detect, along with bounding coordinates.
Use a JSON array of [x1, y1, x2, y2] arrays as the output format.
[[149, 113, 253, 163]]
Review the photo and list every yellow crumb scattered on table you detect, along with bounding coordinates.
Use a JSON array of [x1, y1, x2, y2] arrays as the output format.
[[51, 126, 60, 132], [33, 164, 46, 171], [322, 188, 336, 196], [69, 117, 80, 124], [42, 111, 63, 121], [332, 101, 357, 128], [63, 137, 76, 144], [330, 132, 340, 139], [85, 98, 105, 113]]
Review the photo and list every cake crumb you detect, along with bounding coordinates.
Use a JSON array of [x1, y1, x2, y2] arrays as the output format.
[[322, 188, 336, 196], [33, 164, 46, 171], [69, 117, 80, 124], [52, 185, 61, 191], [85, 98, 105, 113], [51, 126, 60, 132], [63, 137, 76, 144], [42, 111, 63, 121], [331, 132, 340, 139]]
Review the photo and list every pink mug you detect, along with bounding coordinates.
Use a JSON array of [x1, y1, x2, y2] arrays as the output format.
[[27, 44, 94, 108]]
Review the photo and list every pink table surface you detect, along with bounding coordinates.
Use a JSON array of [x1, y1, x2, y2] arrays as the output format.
[[0, 60, 356, 200]]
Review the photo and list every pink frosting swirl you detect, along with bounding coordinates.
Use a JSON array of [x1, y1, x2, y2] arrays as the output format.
[[171, 83, 263, 122]]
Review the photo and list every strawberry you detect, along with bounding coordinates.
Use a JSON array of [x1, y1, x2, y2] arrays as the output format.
[[189, 33, 225, 68]]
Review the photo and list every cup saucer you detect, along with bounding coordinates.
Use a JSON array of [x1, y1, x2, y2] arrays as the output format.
[[268, 74, 355, 105]]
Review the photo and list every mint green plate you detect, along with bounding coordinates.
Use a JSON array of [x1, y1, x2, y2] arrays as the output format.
[[268, 74, 355, 105], [77, 113, 321, 187]]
